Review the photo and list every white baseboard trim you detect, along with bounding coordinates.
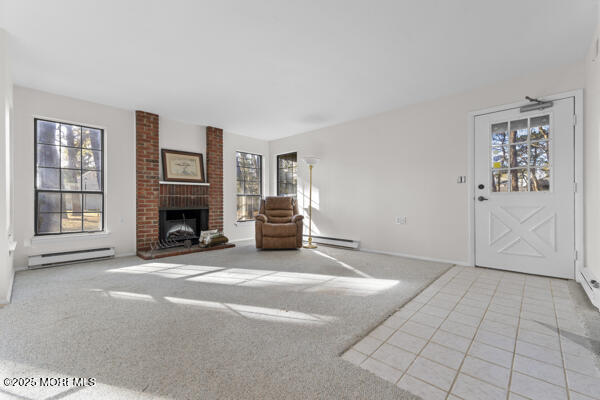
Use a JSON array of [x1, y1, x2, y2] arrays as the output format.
[[360, 248, 471, 267], [303, 235, 360, 249], [15, 252, 130, 270], [0, 269, 15, 305], [579, 267, 600, 311]]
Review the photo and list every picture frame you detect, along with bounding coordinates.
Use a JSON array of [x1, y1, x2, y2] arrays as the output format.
[[161, 149, 206, 183]]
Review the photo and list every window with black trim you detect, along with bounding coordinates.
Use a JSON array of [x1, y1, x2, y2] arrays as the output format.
[[236, 151, 262, 221], [35, 118, 104, 235], [277, 152, 297, 198]]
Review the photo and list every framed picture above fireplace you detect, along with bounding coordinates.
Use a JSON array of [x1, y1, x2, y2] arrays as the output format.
[[161, 149, 205, 183]]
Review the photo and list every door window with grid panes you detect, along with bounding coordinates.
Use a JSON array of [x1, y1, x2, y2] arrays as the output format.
[[236, 151, 262, 221], [35, 119, 104, 235], [490, 114, 550, 193]]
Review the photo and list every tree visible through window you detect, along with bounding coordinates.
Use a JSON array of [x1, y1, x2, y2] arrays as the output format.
[[236, 151, 262, 221], [277, 152, 297, 198], [35, 119, 104, 235], [490, 115, 550, 193]]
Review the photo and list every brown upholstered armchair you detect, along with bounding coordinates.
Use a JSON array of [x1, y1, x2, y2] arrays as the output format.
[[255, 197, 304, 249]]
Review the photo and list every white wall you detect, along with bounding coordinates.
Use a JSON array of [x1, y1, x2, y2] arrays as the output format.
[[224, 131, 269, 242], [584, 9, 600, 280], [6, 53, 588, 271], [159, 118, 206, 180], [11, 86, 268, 267], [270, 63, 584, 264], [0, 28, 14, 303], [12, 86, 136, 268]]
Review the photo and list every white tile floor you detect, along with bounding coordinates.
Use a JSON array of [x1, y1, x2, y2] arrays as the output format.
[[342, 266, 600, 400]]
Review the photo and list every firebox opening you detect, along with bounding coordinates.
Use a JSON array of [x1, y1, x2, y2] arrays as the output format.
[[159, 208, 208, 244]]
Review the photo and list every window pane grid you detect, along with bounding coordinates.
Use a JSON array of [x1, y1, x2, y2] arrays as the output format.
[[236, 152, 262, 221], [35, 119, 104, 235], [277, 152, 297, 197], [490, 115, 551, 193]]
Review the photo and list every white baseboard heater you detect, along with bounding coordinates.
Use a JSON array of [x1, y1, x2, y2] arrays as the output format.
[[579, 267, 600, 311], [28, 247, 115, 269], [303, 235, 360, 249]]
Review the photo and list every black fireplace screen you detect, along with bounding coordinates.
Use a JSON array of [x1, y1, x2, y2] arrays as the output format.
[[165, 218, 196, 241], [159, 209, 208, 243]]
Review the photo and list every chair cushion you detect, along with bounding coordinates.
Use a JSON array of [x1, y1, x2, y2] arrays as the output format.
[[266, 215, 293, 223], [264, 197, 294, 223], [265, 196, 294, 210], [263, 222, 297, 237]]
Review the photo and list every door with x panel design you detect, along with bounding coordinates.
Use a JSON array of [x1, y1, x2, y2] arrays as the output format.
[[475, 97, 575, 279]]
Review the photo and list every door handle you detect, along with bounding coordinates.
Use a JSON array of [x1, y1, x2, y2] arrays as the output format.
[[478, 196, 489, 202]]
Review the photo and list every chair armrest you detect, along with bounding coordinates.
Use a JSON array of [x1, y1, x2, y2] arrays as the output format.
[[292, 214, 304, 222], [256, 214, 268, 223]]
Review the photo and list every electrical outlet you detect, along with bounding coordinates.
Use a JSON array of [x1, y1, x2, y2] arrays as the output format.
[[395, 216, 407, 225]]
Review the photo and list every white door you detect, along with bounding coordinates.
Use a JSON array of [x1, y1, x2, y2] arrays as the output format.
[[474, 97, 575, 279]]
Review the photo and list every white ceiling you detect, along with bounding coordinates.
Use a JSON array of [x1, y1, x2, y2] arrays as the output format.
[[1, 0, 596, 140]]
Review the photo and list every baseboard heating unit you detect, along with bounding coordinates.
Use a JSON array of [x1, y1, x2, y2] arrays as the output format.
[[579, 267, 600, 311], [303, 235, 360, 249], [28, 247, 115, 269]]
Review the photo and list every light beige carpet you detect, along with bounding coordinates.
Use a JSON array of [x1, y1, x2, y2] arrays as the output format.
[[0, 243, 450, 399]]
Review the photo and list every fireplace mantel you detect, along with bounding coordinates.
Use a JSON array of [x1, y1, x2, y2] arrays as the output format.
[[159, 181, 210, 186]]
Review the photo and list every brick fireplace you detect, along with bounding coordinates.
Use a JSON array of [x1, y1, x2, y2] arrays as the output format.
[[207, 126, 223, 231], [158, 184, 209, 244], [135, 110, 225, 255]]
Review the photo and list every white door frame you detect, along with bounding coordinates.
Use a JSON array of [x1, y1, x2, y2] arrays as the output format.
[[467, 89, 584, 281]]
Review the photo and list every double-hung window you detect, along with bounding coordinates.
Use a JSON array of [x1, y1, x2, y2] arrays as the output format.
[[35, 118, 104, 235], [277, 152, 297, 198], [236, 151, 262, 221]]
